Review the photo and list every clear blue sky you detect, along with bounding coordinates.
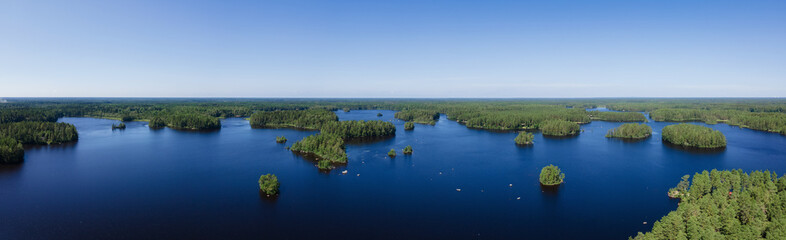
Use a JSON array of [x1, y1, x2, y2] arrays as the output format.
[[1, 0, 784, 98]]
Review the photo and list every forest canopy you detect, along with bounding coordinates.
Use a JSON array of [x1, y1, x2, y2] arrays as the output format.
[[0, 136, 24, 164], [661, 123, 726, 149], [539, 165, 565, 186], [539, 120, 581, 136], [319, 120, 395, 139], [249, 109, 338, 130], [514, 132, 534, 145], [606, 123, 652, 139], [258, 174, 280, 196], [589, 111, 647, 122], [290, 134, 347, 163], [394, 110, 439, 125], [0, 121, 78, 145], [632, 169, 786, 240]]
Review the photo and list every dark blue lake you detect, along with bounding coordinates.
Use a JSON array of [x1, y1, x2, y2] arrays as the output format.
[[2, 110, 785, 239]]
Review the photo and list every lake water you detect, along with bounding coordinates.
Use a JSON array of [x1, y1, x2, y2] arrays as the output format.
[[2, 110, 786, 239]]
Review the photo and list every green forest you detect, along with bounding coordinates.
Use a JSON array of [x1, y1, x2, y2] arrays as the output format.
[[319, 120, 395, 138], [606, 123, 652, 139], [539, 120, 581, 136], [249, 109, 337, 129], [161, 114, 221, 130], [661, 123, 727, 149], [0, 136, 24, 164], [632, 170, 786, 240], [0, 122, 78, 145], [394, 109, 439, 125], [289, 134, 348, 164], [589, 111, 647, 122], [651, 109, 786, 135], [2, 98, 783, 134]]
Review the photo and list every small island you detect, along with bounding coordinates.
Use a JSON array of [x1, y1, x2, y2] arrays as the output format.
[[404, 122, 414, 130], [276, 136, 287, 143], [402, 145, 413, 154], [258, 173, 280, 196], [343, 108, 351, 112], [514, 132, 534, 145], [661, 123, 726, 149], [0, 137, 24, 164], [539, 165, 565, 186], [388, 149, 396, 157], [377, 113, 383, 117], [605, 123, 652, 139], [539, 120, 580, 136], [112, 123, 126, 130]]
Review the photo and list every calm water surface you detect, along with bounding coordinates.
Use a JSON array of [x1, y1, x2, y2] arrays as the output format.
[[2, 110, 785, 239]]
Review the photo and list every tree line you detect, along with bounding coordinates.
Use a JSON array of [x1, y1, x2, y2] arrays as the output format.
[[394, 110, 439, 125], [320, 120, 395, 139], [661, 123, 726, 149], [606, 123, 652, 139], [540, 120, 581, 136], [651, 109, 786, 135], [0, 136, 24, 164], [249, 109, 338, 129], [0, 121, 78, 145], [589, 111, 646, 122]]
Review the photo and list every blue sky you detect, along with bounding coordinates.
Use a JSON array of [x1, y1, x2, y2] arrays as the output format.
[[1, 0, 784, 97]]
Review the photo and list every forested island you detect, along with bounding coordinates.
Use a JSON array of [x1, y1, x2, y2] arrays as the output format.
[[388, 149, 396, 157], [605, 123, 652, 139], [661, 123, 726, 149], [588, 111, 646, 122], [112, 123, 126, 129], [514, 132, 534, 145], [275, 136, 287, 143], [404, 122, 414, 130], [539, 120, 580, 136], [258, 174, 280, 196], [403, 145, 413, 154], [539, 165, 565, 186], [394, 110, 439, 125], [632, 170, 786, 239]]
